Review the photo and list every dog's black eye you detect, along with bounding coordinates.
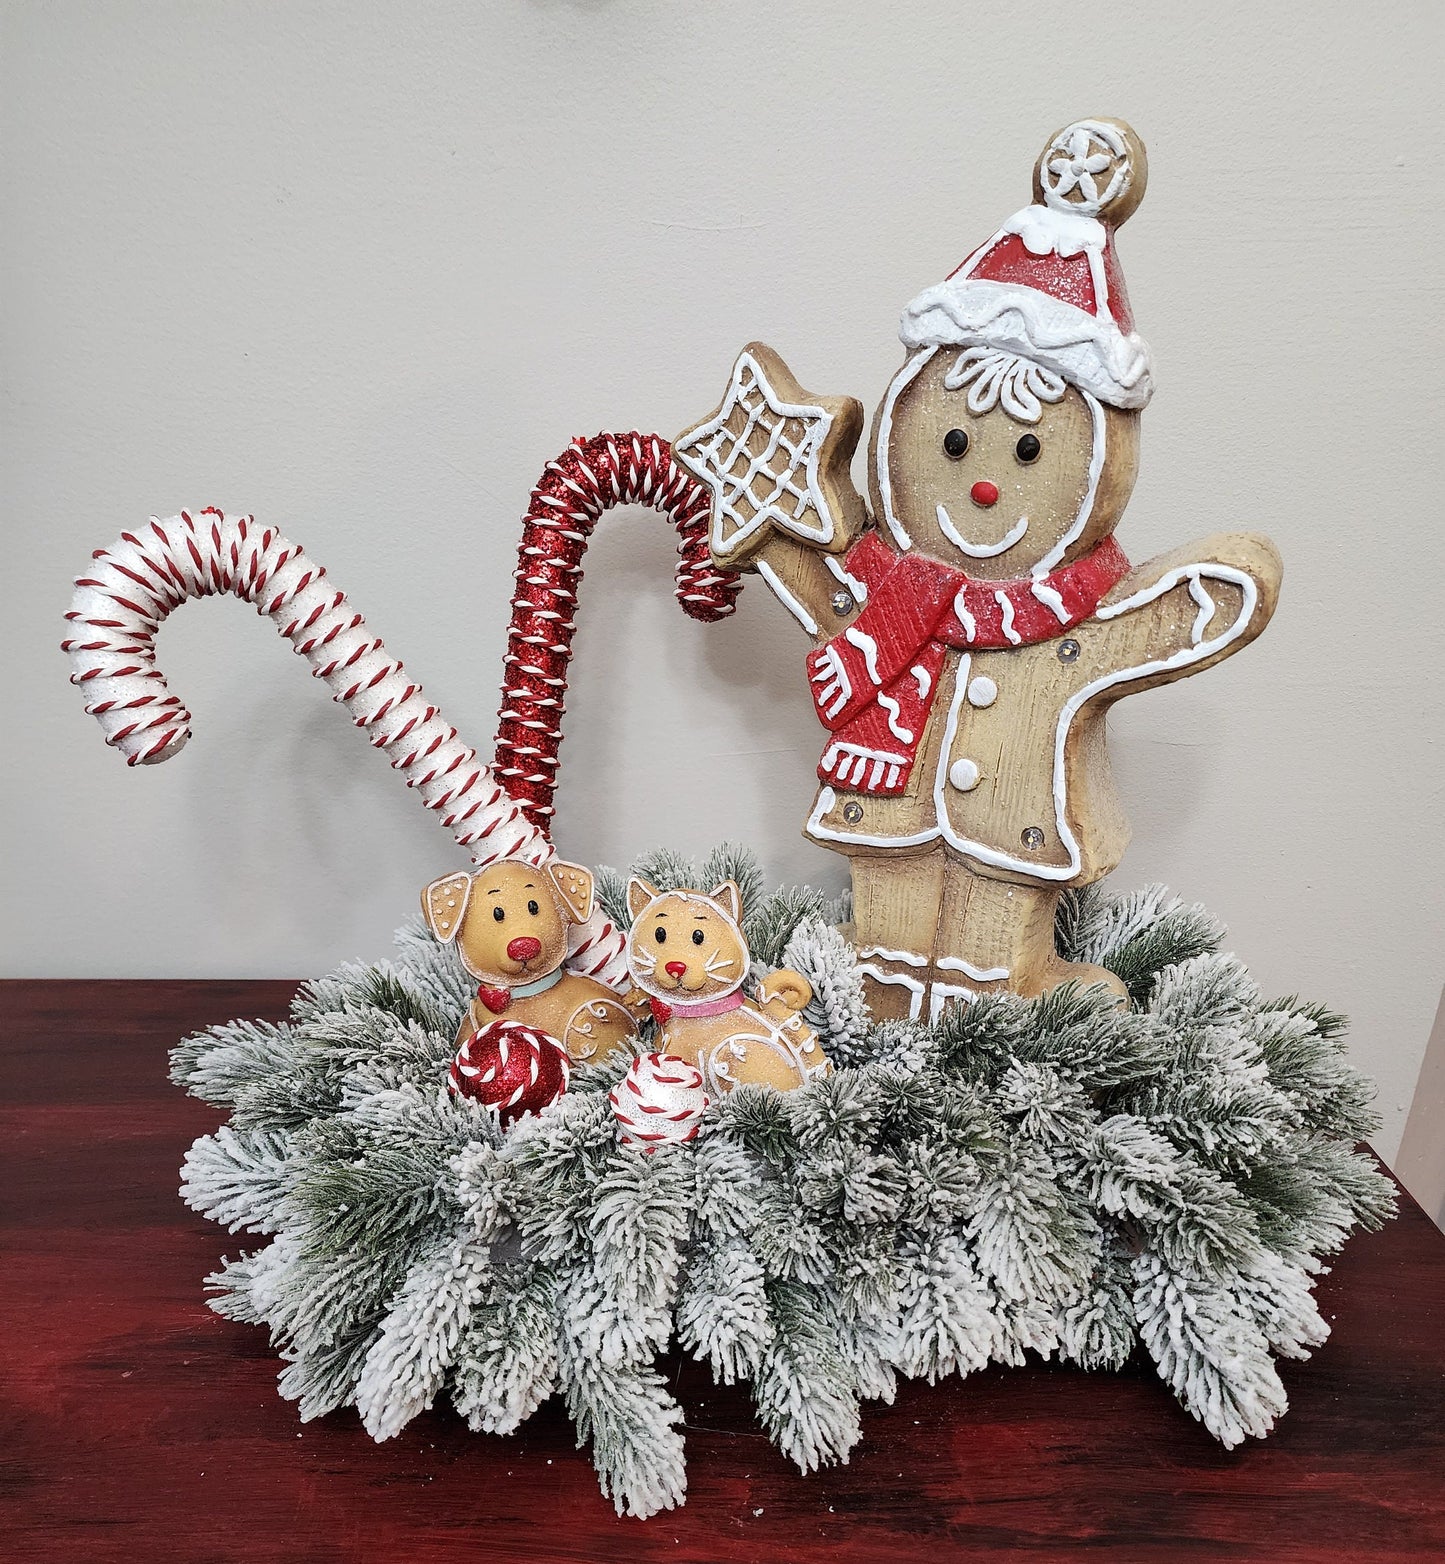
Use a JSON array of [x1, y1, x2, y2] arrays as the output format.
[[492, 906, 505, 922], [654, 926, 667, 944], [692, 928, 705, 945], [1015, 433, 1041, 463], [527, 900, 539, 916], [943, 428, 969, 459]]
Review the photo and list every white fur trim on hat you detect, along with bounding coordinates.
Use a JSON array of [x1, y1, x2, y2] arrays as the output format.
[[900, 279, 1153, 409]]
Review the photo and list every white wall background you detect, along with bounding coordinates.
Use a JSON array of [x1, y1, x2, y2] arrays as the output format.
[[4, 1, 1441, 1167]]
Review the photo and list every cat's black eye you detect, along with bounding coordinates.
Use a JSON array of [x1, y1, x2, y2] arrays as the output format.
[[654, 926, 667, 944], [1015, 433, 1041, 463], [492, 906, 505, 922], [527, 899, 539, 916], [692, 928, 705, 945], [943, 428, 969, 459]]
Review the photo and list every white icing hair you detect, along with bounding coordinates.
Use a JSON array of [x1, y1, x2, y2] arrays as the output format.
[[941, 347, 1067, 425]]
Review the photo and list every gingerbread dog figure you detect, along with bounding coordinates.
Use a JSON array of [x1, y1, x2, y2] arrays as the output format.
[[675, 118, 1282, 1021], [625, 877, 830, 1095], [423, 858, 643, 1063]]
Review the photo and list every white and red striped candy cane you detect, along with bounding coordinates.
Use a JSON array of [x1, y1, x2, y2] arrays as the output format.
[[62, 439, 740, 987], [494, 431, 740, 829]]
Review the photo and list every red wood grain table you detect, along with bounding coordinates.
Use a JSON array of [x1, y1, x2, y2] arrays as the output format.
[[3, 980, 1442, 1563]]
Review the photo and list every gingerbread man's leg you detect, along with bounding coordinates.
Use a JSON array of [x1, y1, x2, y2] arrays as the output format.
[[931, 860, 1125, 1007], [847, 846, 950, 1021]]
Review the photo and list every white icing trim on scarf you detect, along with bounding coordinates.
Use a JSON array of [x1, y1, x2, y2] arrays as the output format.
[[845, 624, 881, 684], [952, 592, 977, 643], [1031, 580, 1071, 622], [875, 692, 914, 744]]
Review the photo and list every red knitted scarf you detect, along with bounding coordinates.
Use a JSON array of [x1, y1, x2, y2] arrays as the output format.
[[806, 530, 1130, 796]]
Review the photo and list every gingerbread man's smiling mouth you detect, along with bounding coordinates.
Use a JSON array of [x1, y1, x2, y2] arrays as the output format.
[[935, 503, 1029, 558]]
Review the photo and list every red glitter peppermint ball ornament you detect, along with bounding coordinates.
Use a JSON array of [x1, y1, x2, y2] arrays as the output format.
[[448, 1020, 570, 1126]]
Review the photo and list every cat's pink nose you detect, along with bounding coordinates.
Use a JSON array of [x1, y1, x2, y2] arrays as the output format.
[[507, 936, 542, 962], [665, 961, 687, 979], [970, 480, 999, 507]]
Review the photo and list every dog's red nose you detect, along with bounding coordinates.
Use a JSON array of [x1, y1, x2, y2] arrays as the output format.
[[664, 961, 687, 979], [970, 480, 999, 507], [507, 936, 542, 962]]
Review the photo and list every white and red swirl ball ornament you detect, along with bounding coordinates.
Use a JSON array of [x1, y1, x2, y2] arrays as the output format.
[[610, 1053, 710, 1152], [448, 1020, 571, 1125]]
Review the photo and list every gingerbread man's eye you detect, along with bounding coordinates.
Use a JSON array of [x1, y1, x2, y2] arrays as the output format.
[[692, 928, 705, 945], [492, 905, 506, 922], [943, 428, 970, 460], [654, 926, 667, 944], [527, 899, 540, 916], [1015, 433, 1042, 463]]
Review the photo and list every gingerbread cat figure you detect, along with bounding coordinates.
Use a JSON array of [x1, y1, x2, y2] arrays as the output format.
[[424, 858, 643, 1063], [625, 877, 830, 1095], [675, 118, 1283, 1021]]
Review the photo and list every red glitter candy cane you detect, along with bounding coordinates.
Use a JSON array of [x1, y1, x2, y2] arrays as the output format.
[[492, 431, 741, 829]]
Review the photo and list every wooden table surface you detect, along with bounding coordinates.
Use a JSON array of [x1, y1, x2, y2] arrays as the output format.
[[3, 980, 1442, 1563]]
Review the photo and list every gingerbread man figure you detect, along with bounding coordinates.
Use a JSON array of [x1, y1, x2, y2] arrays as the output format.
[[675, 118, 1282, 1021]]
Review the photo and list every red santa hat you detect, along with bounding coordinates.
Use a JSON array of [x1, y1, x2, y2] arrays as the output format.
[[900, 118, 1154, 410]]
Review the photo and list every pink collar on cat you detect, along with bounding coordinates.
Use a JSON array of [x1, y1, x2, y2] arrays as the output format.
[[648, 989, 745, 1024]]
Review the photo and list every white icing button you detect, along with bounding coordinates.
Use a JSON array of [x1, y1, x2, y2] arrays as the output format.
[[967, 675, 997, 708], [949, 758, 981, 791]]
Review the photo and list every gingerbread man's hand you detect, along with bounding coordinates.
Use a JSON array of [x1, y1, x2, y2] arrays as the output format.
[[1084, 531, 1283, 699], [674, 343, 869, 636]]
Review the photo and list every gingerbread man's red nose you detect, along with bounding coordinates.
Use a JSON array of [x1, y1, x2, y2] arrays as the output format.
[[507, 936, 542, 962], [665, 961, 688, 978], [970, 480, 999, 507]]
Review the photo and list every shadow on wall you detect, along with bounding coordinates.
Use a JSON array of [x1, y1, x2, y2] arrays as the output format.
[[1399, 986, 1445, 1234], [549, 499, 833, 880]]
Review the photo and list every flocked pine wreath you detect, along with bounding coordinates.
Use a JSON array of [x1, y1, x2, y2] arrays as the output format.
[[174, 843, 1394, 1519]]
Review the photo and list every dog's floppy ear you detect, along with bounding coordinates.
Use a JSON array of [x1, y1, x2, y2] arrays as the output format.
[[422, 872, 473, 943], [547, 859, 594, 925], [709, 879, 743, 925], [627, 875, 660, 922]]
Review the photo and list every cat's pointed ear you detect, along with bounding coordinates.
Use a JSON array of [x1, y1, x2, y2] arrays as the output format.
[[710, 879, 743, 925], [422, 872, 473, 943], [627, 876, 660, 922], [547, 860, 594, 924]]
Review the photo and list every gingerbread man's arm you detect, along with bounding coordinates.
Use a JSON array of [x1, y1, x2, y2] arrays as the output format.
[[1076, 531, 1283, 705], [674, 342, 870, 641]]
